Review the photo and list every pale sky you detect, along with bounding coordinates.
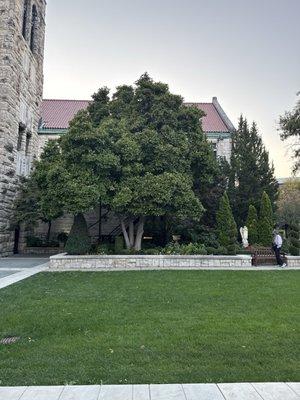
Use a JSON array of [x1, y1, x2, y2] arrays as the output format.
[[43, 0, 300, 178]]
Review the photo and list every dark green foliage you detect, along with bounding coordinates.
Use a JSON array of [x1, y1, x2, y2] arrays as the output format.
[[114, 236, 124, 253], [216, 192, 237, 253], [289, 224, 300, 256], [0, 271, 299, 385], [246, 205, 259, 245], [228, 116, 278, 226], [279, 95, 300, 173], [65, 213, 91, 255], [258, 191, 274, 246]]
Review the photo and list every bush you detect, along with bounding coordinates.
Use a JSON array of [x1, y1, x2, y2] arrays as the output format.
[[65, 213, 91, 255], [26, 236, 43, 247], [26, 236, 59, 247], [114, 236, 124, 253], [141, 248, 163, 255], [162, 242, 207, 255], [206, 246, 228, 255]]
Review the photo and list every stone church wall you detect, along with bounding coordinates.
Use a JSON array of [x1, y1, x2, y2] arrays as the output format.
[[0, 0, 46, 256]]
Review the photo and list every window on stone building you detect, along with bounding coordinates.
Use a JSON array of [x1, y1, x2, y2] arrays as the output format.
[[17, 125, 24, 151], [212, 142, 217, 158], [25, 132, 31, 156], [30, 4, 38, 52], [22, 0, 30, 39]]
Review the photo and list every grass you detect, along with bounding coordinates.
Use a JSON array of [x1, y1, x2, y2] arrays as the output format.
[[0, 270, 299, 386]]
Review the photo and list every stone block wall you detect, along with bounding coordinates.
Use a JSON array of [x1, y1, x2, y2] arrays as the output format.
[[0, 0, 46, 256], [49, 254, 253, 271]]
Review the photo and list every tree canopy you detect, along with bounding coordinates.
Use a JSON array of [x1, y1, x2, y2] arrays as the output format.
[[57, 74, 217, 250], [279, 94, 300, 174]]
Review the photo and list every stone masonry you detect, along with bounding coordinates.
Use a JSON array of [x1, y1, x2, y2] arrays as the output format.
[[0, 0, 46, 256]]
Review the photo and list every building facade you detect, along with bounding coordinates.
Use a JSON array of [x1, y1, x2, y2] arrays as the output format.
[[0, 0, 46, 256], [38, 97, 235, 161]]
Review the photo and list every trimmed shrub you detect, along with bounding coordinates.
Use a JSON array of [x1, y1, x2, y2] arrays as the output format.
[[216, 192, 237, 254], [246, 204, 258, 245], [206, 246, 228, 255], [65, 213, 91, 255]]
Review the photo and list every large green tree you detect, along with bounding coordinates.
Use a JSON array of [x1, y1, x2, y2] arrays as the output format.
[[228, 116, 278, 227], [279, 94, 300, 173], [61, 74, 218, 250]]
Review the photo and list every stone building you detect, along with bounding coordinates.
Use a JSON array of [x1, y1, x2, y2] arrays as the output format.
[[0, 0, 235, 254], [0, 0, 46, 256]]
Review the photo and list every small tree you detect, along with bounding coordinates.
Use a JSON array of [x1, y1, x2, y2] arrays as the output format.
[[246, 204, 259, 245], [258, 191, 273, 246], [65, 213, 91, 255], [216, 192, 237, 254], [288, 224, 300, 256]]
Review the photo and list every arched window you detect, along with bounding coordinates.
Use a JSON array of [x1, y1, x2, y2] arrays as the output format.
[[30, 4, 38, 52], [22, 0, 30, 39]]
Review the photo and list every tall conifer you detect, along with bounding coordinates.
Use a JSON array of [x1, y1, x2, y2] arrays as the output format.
[[246, 204, 259, 245], [228, 117, 278, 227], [216, 192, 238, 254]]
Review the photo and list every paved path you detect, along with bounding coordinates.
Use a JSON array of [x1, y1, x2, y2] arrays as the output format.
[[0, 257, 49, 289], [0, 383, 299, 400]]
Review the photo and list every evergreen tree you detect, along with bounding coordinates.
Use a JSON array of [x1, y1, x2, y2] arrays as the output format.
[[65, 213, 91, 255], [246, 204, 259, 245], [288, 224, 300, 256], [258, 191, 274, 246], [228, 116, 278, 227], [216, 192, 237, 254]]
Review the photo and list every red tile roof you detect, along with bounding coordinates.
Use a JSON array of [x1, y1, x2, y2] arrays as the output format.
[[41, 100, 90, 130], [185, 103, 229, 132], [41, 99, 231, 133]]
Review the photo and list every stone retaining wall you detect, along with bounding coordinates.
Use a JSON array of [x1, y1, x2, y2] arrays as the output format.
[[49, 254, 253, 270], [285, 256, 300, 268]]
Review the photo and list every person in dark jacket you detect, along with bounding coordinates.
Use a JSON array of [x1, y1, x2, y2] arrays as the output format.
[[272, 230, 286, 267]]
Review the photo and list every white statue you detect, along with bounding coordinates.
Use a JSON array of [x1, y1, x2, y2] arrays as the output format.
[[240, 226, 249, 248]]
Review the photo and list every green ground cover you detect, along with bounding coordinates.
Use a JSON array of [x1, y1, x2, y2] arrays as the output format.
[[0, 271, 299, 385]]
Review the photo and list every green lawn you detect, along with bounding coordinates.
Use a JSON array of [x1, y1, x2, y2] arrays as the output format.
[[0, 271, 299, 386]]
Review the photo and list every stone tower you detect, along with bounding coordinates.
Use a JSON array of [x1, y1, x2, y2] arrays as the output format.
[[0, 0, 46, 256]]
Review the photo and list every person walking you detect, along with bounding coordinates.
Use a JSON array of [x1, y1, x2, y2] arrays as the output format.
[[272, 230, 286, 267]]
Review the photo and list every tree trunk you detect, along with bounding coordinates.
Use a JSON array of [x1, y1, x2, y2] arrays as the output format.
[[120, 218, 131, 249], [46, 221, 52, 245], [98, 202, 102, 244], [129, 220, 135, 247], [134, 216, 145, 251]]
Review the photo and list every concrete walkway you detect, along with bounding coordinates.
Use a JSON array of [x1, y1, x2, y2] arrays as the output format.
[[0, 257, 49, 289], [0, 383, 299, 400]]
